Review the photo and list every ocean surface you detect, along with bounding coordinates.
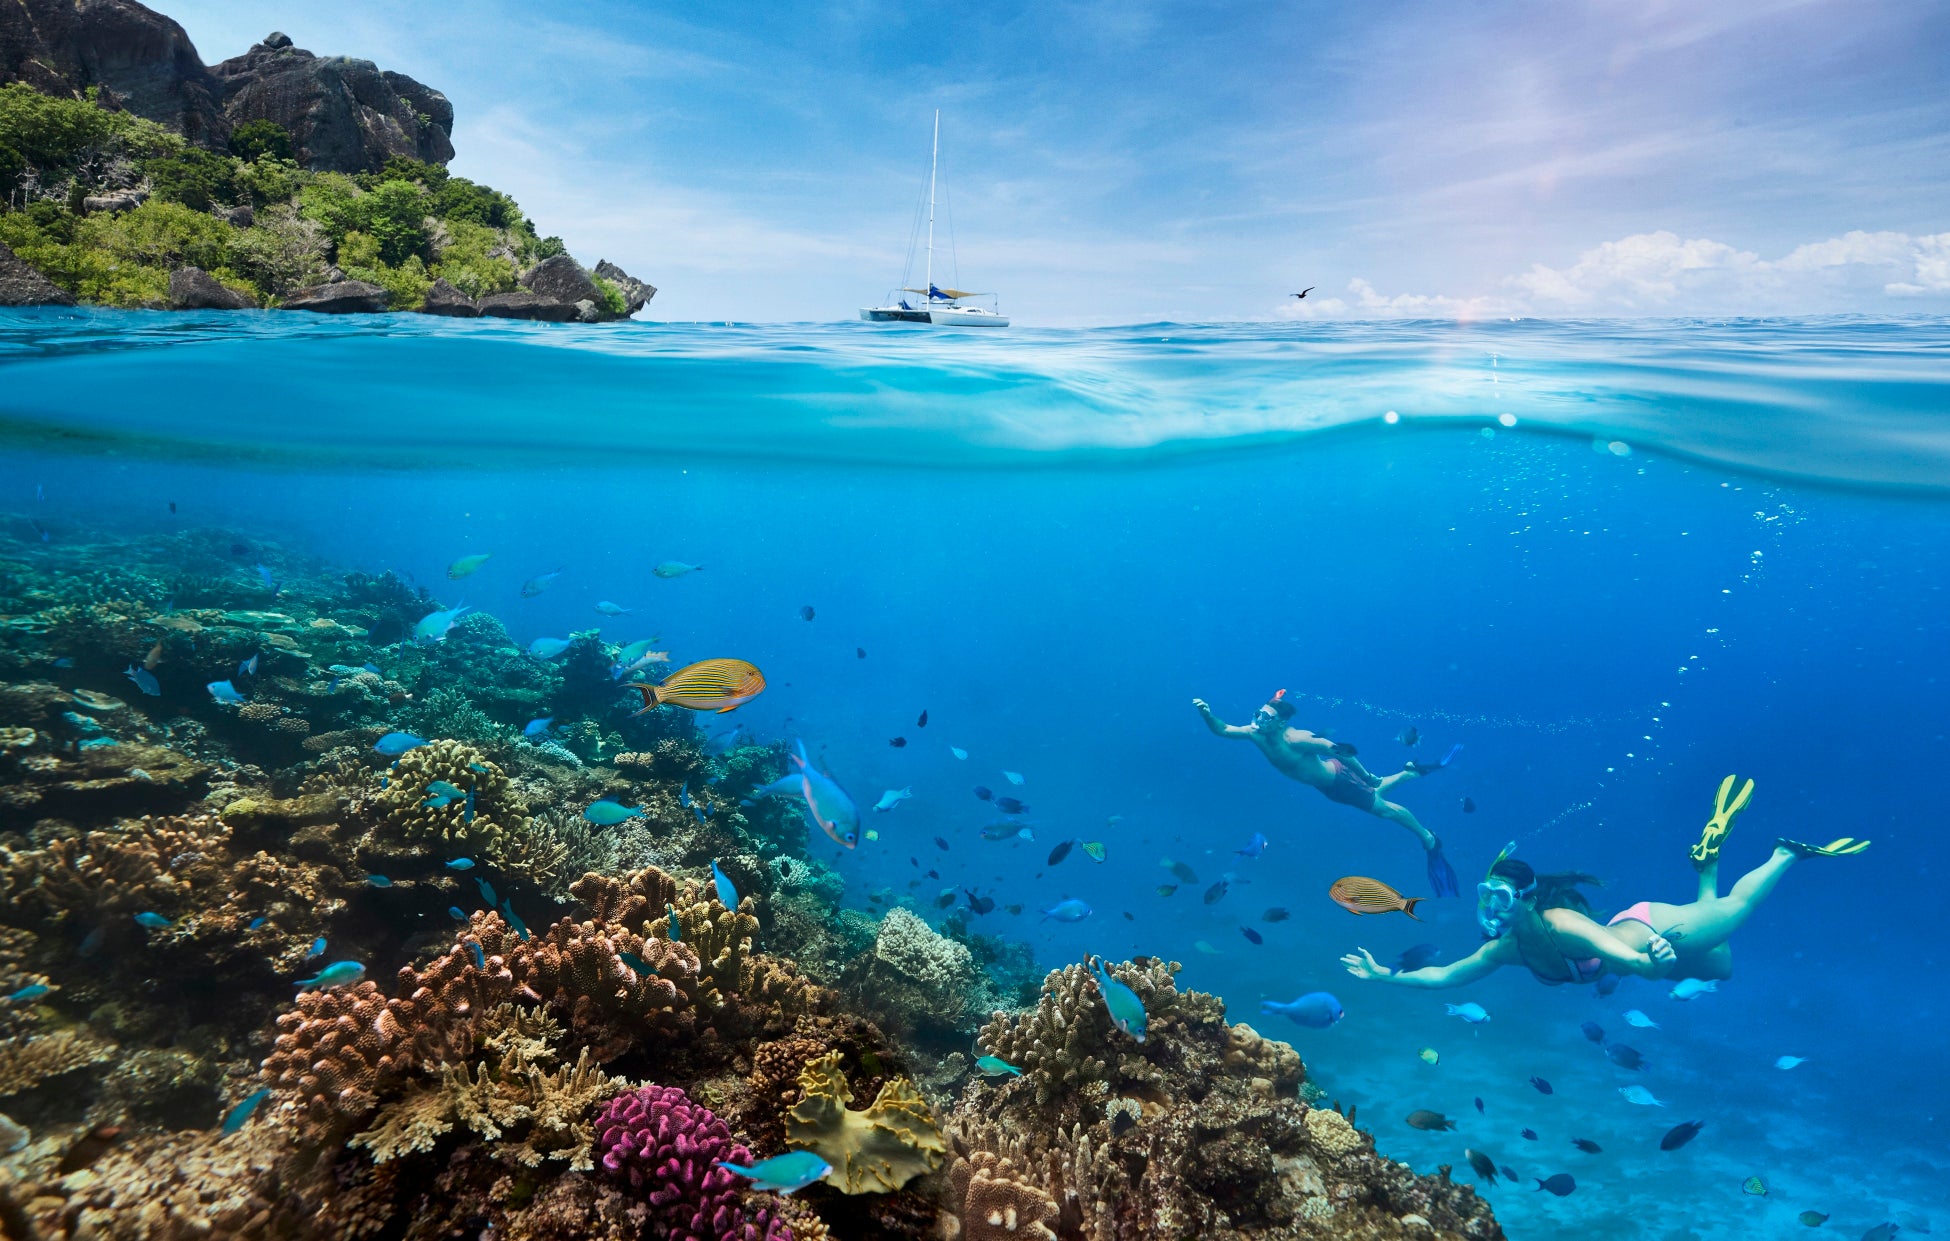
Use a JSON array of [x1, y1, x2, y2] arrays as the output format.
[[3, 310, 1947, 1238]]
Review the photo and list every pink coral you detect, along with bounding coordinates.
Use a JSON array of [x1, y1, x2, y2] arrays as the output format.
[[593, 1084, 790, 1241]]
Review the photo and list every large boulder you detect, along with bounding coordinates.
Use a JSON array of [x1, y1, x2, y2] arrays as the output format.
[[0, 0, 228, 148], [277, 279, 387, 314], [167, 267, 253, 310], [210, 32, 453, 173], [595, 260, 656, 317], [418, 278, 479, 318], [518, 254, 601, 307], [0, 242, 78, 306], [477, 290, 579, 322]]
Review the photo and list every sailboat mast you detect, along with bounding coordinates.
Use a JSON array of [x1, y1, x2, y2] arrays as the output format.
[[925, 110, 938, 298]]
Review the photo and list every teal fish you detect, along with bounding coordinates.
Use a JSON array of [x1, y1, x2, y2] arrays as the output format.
[[424, 779, 465, 802], [134, 912, 172, 929], [413, 605, 471, 644], [296, 961, 365, 989], [221, 1087, 271, 1135], [667, 904, 682, 941], [447, 907, 465, 920], [467, 941, 487, 970], [711, 860, 739, 912], [468, 762, 488, 773], [714, 1151, 832, 1195], [975, 1055, 1022, 1076], [477, 878, 497, 905], [247, 917, 267, 930], [652, 560, 703, 578], [5, 983, 51, 1002], [305, 936, 326, 959], [620, 951, 654, 975], [445, 857, 475, 870], [501, 901, 530, 941], [584, 799, 646, 826], [373, 731, 428, 756], [528, 637, 572, 659], [463, 787, 475, 825], [447, 553, 492, 579], [1089, 957, 1147, 1043], [367, 874, 393, 888]]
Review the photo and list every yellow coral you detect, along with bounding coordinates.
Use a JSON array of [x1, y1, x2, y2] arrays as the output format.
[[785, 1050, 945, 1194], [1304, 1105, 1362, 1157], [370, 739, 522, 862]]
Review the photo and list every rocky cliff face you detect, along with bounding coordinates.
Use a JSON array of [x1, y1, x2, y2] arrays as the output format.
[[0, 3, 453, 172]]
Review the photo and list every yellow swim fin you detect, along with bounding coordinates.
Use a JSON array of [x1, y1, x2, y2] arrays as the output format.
[[1691, 774, 1755, 872], [1779, 836, 1870, 859]]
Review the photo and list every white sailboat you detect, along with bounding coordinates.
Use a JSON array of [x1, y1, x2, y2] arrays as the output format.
[[860, 112, 1008, 327]]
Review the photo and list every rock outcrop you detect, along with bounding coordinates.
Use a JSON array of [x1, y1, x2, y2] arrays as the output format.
[[0, 0, 226, 147], [277, 279, 388, 314], [418, 278, 479, 318], [477, 290, 580, 322], [167, 266, 253, 309], [519, 254, 602, 308], [595, 259, 657, 317], [0, 242, 78, 306], [210, 33, 454, 173]]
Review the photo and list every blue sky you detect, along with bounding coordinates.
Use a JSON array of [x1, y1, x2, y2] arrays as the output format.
[[163, 1, 1950, 324]]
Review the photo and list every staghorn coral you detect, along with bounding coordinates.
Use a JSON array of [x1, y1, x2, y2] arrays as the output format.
[[369, 738, 523, 861], [944, 1150, 1059, 1241], [494, 812, 572, 891], [784, 1049, 946, 1195], [352, 1044, 626, 1169], [592, 1083, 790, 1241], [0, 815, 232, 928], [0, 1026, 118, 1097]]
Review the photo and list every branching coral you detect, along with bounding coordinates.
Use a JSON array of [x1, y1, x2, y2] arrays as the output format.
[[0, 1026, 118, 1097], [784, 1049, 945, 1194], [0, 814, 232, 927], [593, 1083, 790, 1241], [352, 1045, 626, 1169]]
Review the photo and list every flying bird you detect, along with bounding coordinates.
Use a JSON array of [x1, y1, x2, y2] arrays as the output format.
[[1291, 287, 1316, 299]]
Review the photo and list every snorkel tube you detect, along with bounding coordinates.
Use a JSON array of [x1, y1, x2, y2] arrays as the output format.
[[1476, 841, 1531, 940]]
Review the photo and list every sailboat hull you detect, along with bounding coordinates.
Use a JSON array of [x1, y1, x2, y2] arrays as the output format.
[[860, 307, 933, 323], [926, 306, 1009, 327]]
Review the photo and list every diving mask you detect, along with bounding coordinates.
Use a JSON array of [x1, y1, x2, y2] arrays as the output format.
[[1476, 841, 1531, 939]]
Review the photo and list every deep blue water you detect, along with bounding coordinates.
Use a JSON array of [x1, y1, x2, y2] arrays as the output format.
[[3, 310, 1947, 1238]]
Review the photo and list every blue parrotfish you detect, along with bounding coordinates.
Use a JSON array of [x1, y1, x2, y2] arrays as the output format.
[[1234, 831, 1269, 858], [528, 637, 572, 659], [467, 941, 487, 970], [477, 878, 497, 906], [462, 788, 476, 825], [5, 983, 51, 1003], [501, 901, 530, 940], [520, 568, 565, 598], [1446, 1002, 1492, 1024], [1089, 957, 1147, 1042], [247, 917, 267, 930], [595, 600, 633, 616], [1040, 898, 1092, 923], [667, 904, 682, 941], [373, 732, 428, 757], [296, 961, 366, 989], [584, 799, 645, 826], [772, 740, 860, 849], [413, 605, 472, 644], [467, 762, 487, 773], [448, 906, 466, 920], [254, 563, 277, 590], [711, 861, 740, 912], [619, 951, 654, 975], [134, 911, 172, 929], [305, 936, 327, 959], [445, 857, 476, 870], [974, 1055, 1022, 1076], [873, 787, 913, 812], [221, 1087, 271, 1135], [523, 717, 555, 737], [207, 679, 246, 705], [423, 779, 465, 808], [714, 1151, 832, 1195], [124, 664, 160, 696]]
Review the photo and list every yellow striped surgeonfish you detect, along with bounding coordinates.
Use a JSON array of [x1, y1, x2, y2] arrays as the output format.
[[628, 658, 766, 715], [1328, 875, 1424, 920]]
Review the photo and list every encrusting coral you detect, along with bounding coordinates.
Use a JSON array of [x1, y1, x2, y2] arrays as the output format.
[[785, 1049, 946, 1194]]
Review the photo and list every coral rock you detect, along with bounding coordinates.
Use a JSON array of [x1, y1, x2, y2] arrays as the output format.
[[946, 1150, 1059, 1241], [784, 1050, 945, 1194]]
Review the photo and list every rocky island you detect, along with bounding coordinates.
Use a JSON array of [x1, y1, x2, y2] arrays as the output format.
[[0, 0, 652, 318]]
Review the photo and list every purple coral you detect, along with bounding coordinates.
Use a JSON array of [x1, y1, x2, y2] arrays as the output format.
[[593, 1083, 792, 1241]]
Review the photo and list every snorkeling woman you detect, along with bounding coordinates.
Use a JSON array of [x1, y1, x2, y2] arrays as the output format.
[[1339, 774, 1869, 988]]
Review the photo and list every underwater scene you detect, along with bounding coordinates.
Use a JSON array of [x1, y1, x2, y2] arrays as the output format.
[[0, 312, 1945, 1241]]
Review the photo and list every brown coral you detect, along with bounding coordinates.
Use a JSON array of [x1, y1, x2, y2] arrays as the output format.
[[0, 814, 232, 927], [370, 739, 522, 862], [0, 1025, 118, 1097], [945, 1150, 1059, 1241], [784, 1049, 945, 1194]]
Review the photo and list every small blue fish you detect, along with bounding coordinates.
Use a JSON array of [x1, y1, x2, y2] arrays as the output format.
[[520, 568, 565, 598], [53, 656, 73, 668], [134, 911, 172, 929], [467, 762, 487, 773], [124, 664, 160, 696], [445, 857, 475, 870], [305, 936, 327, 959], [715, 1151, 833, 1195], [5, 983, 51, 1003], [448, 907, 466, 921], [477, 878, 497, 906], [254, 564, 276, 590], [467, 941, 487, 970], [667, 904, 682, 941], [523, 717, 555, 737], [463, 788, 476, 825], [361, 663, 382, 676], [204, 678, 248, 705], [711, 861, 739, 912], [248, 916, 267, 930], [679, 783, 694, 809], [413, 605, 471, 644], [1446, 1002, 1492, 1024], [221, 1087, 271, 1135], [367, 874, 393, 888], [584, 800, 645, 826], [620, 951, 654, 975], [594, 600, 632, 616], [373, 732, 428, 757], [1261, 993, 1346, 1029], [1234, 831, 1269, 858], [240, 654, 259, 677], [690, 799, 707, 825], [501, 901, 530, 941], [528, 637, 572, 659], [974, 1055, 1022, 1076], [873, 787, 913, 813], [296, 961, 365, 989], [1089, 957, 1148, 1042], [1041, 898, 1093, 923]]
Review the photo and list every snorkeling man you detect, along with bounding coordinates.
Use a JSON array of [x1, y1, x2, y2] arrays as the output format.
[[1193, 691, 1461, 896], [1339, 774, 1869, 988]]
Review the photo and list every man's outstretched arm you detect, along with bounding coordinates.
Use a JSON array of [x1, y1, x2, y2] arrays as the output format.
[[1193, 699, 1256, 738]]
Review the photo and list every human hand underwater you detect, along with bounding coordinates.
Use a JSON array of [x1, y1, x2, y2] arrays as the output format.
[[1646, 935, 1677, 967], [1340, 948, 1388, 980]]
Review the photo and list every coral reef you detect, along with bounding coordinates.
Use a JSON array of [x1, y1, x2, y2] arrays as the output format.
[[593, 1083, 789, 1241]]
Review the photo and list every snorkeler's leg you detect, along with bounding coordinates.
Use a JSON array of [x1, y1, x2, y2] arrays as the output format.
[[1664, 846, 1798, 950], [1375, 769, 1418, 795], [1696, 858, 1720, 903], [1377, 801, 1459, 897]]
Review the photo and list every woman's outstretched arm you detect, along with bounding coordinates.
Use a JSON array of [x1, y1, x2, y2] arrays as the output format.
[[1341, 939, 1508, 988]]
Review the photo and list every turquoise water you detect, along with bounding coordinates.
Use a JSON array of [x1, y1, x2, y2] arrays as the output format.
[[3, 309, 1947, 1237]]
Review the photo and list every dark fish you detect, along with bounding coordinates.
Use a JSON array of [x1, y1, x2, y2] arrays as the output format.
[[1500, 1165, 1519, 1183], [1394, 943, 1443, 973], [965, 889, 996, 915], [916, 709, 928, 728], [1005, 904, 1023, 915], [927, 869, 939, 879], [889, 736, 906, 748], [799, 605, 815, 621], [57, 1124, 124, 1174], [1203, 880, 1229, 905], [1861, 1227, 1895, 1241], [995, 797, 1028, 815], [974, 786, 993, 801], [230, 542, 248, 557], [1241, 927, 1263, 945], [934, 837, 950, 851], [1572, 1138, 1601, 1153], [1530, 1076, 1553, 1095], [909, 857, 919, 867], [1474, 1097, 1485, 1114], [168, 500, 177, 513], [1400, 726, 1419, 747], [1404, 1110, 1455, 1132], [1659, 1120, 1704, 1151], [935, 890, 957, 908], [1533, 1173, 1576, 1197], [1122, 912, 1134, 921], [1799, 1212, 1830, 1227], [1605, 1044, 1646, 1071], [1594, 974, 1622, 997], [1263, 907, 1291, 923], [1521, 1129, 1539, 1140], [1580, 1020, 1605, 1043], [1166, 860, 1199, 884], [1048, 840, 1074, 866], [1156, 884, 1178, 897], [1462, 797, 1477, 814], [779, 859, 793, 876], [1463, 1149, 1498, 1184], [856, 647, 866, 659]]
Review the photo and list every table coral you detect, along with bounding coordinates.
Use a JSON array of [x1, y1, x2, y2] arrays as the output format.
[[592, 1083, 790, 1241], [784, 1049, 945, 1194]]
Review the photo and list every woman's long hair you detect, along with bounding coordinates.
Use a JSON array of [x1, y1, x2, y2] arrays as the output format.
[[1490, 858, 1603, 915]]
